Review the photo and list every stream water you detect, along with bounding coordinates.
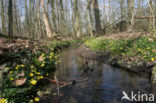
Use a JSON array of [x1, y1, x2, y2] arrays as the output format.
[[44, 48, 155, 103]]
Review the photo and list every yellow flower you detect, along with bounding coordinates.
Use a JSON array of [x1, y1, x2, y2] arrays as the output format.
[[151, 58, 155, 61], [21, 65, 24, 67], [15, 67, 18, 70], [30, 73, 34, 77], [50, 52, 54, 56], [30, 66, 34, 69], [36, 72, 41, 75], [37, 76, 43, 79], [147, 47, 150, 50], [138, 48, 141, 52], [41, 64, 45, 67], [0, 98, 7, 103], [9, 71, 13, 74], [34, 97, 39, 102], [46, 73, 49, 76], [49, 56, 52, 59], [9, 78, 14, 81], [30, 79, 37, 85], [120, 47, 123, 50], [29, 99, 34, 103], [41, 53, 45, 57]]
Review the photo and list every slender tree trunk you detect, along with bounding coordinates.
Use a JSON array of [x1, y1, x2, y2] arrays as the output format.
[[60, 0, 64, 20], [25, 0, 30, 36], [127, 0, 135, 32], [36, 0, 42, 38], [28, 0, 33, 37], [87, 0, 94, 36], [147, 0, 155, 30], [56, 0, 60, 33], [51, 0, 57, 31], [0, 0, 6, 34], [8, 0, 13, 36], [74, 0, 82, 37], [109, 0, 111, 23], [41, 0, 52, 37], [137, 0, 141, 16], [93, 0, 101, 36], [120, 0, 124, 19], [70, 0, 76, 36], [13, 0, 19, 35]]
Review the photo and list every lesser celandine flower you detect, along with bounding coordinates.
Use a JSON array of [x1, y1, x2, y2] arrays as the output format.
[[30, 73, 34, 77], [9, 78, 14, 81], [34, 97, 39, 102], [30, 79, 37, 85], [29, 99, 34, 103], [41, 64, 45, 67], [37, 76, 43, 80], [30, 66, 34, 69], [41, 53, 45, 57], [0, 98, 7, 103], [21, 65, 24, 67], [9, 71, 13, 74], [151, 58, 155, 61]]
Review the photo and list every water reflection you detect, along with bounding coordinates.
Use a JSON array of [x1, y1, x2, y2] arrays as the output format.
[[52, 49, 153, 103]]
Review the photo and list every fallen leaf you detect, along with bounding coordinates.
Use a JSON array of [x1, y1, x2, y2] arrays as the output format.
[[14, 78, 27, 86]]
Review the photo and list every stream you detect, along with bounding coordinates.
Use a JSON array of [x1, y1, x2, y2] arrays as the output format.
[[43, 48, 155, 103]]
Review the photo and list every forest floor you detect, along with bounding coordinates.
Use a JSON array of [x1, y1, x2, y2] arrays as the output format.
[[0, 32, 156, 102], [84, 32, 156, 76], [0, 35, 89, 102]]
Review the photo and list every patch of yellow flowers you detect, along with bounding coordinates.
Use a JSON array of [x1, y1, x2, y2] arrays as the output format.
[[0, 98, 7, 103], [29, 97, 40, 103]]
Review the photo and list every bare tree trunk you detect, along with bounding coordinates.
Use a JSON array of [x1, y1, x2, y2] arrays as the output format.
[[60, 0, 64, 20], [0, 0, 6, 35], [127, 0, 135, 32], [137, 0, 141, 16], [56, 0, 60, 33], [8, 0, 13, 36], [109, 0, 111, 23], [13, 0, 19, 35], [25, 0, 30, 36], [74, 0, 82, 37], [147, 0, 155, 30], [36, 0, 43, 38], [41, 0, 52, 37], [70, 0, 76, 36], [51, 0, 57, 31], [87, 0, 94, 36], [93, 0, 101, 36], [120, 0, 124, 19]]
